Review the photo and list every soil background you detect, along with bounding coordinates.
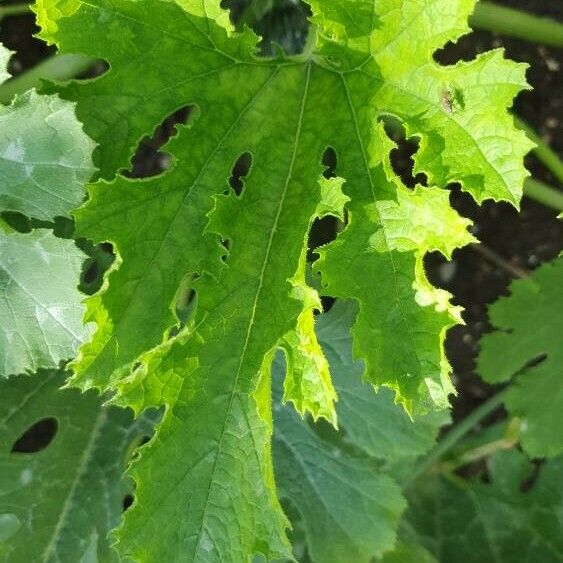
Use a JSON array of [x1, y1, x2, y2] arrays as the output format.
[[1, 0, 562, 426]]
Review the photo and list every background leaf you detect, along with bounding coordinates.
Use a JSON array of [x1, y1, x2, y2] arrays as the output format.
[[0, 89, 95, 220], [0, 231, 91, 377], [405, 450, 563, 562], [0, 42, 95, 377], [318, 301, 449, 462], [478, 256, 563, 458], [0, 370, 156, 562]]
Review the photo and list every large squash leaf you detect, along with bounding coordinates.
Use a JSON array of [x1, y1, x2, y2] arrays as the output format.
[[33, 0, 531, 559]]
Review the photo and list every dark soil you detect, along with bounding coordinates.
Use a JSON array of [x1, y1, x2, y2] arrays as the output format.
[[2, 1, 562, 425]]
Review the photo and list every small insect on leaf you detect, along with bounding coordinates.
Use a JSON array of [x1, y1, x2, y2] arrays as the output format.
[[440, 84, 456, 114], [439, 83, 465, 114]]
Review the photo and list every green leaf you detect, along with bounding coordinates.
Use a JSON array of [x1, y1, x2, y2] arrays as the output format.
[[0, 90, 95, 220], [0, 231, 91, 377], [0, 42, 96, 377], [39, 0, 526, 407], [34, 0, 532, 558], [113, 328, 293, 562], [378, 541, 437, 563], [271, 299, 449, 562], [406, 450, 563, 562], [0, 370, 155, 562], [279, 176, 348, 425], [273, 363, 406, 563], [280, 306, 338, 426], [478, 256, 563, 458], [318, 301, 449, 462], [314, 124, 475, 414]]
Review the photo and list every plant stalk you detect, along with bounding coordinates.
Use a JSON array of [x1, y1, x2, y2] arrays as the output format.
[[0, 3, 30, 18], [406, 386, 511, 487], [471, 2, 563, 47], [517, 118, 563, 186], [524, 178, 563, 212], [0, 53, 96, 104]]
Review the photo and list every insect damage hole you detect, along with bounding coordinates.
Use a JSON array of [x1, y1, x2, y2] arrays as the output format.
[[309, 147, 346, 313], [381, 116, 428, 189], [11, 417, 58, 453], [122, 494, 135, 512], [80, 242, 115, 296], [126, 105, 192, 179], [309, 148, 343, 258], [322, 146, 337, 179], [227, 152, 253, 196], [171, 277, 199, 335]]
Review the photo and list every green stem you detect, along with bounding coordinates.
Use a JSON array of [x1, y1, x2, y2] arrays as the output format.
[[443, 437, 517, 472], [517, 118, 563, 185], [0, 53, 96, 104], [471, 2, 563, 47], [0, 3, 30, 18], [524, 178, 563, 212], [406, 387, 511, 487]]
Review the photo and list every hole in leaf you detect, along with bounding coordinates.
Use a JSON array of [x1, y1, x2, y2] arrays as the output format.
[[171, 277, 199, 335], [1, 211, 32, 233], [520, 460, 543, 493], [11, 417, 58, 453], [122, 494, 134, 512], [51, 216, 75, 239], [83, 260, 99, 285], [308, 216, 339, 260], [76, 59, 109, 80], [126, 105, 191, 179], [381, 117, 427, 189], [138, 435, 152, 447], [322, 147, 337, 179], [320, 295, 336, 312], [219, 238, 231, 264], [433, 38, 481, 66], [222, 0, 311, 56], [126, 432, 155, 463], [228, 152, 252, 196], [175, 287, 197, 326], [78, 241, 115, 295], [308, 148, 343, 261]]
